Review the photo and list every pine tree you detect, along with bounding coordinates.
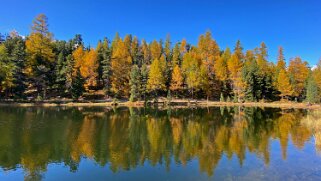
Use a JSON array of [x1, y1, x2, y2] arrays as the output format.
[[65, 54, 74, 91], [306, 74, 319, 103], [131, 36, 139, 64], [96, 40, 104, 87], [71, 69, 84, 100], [0, 44, 16, 97], [243, 50, 261, 101], [220, 93, 225, 102], [101, 38, 112, 93], [140, 63, 149, 101], [313, 60, 321, 98], [3, 33, 26, 97], [55, 52, 66, 93], [129, 65, 141, 102]]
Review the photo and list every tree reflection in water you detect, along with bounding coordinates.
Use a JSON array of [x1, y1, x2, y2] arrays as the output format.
[[0, 106, 319, 180]]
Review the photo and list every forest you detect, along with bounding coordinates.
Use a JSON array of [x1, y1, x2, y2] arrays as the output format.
[[0, 14, 320, 103]]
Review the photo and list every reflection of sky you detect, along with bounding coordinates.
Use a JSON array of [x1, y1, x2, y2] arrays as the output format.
[[1, 139, 320, 181], [1, 108, 321, 180]]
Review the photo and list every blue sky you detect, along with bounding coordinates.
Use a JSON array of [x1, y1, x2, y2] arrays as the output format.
[[1, 0, 321, 65]]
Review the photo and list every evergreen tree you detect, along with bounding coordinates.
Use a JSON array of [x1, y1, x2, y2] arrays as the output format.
[[242, 50, 261, 101], [306, 74, 319, 103], [220, 93, 225, 102], [129, 65, 141, 102], [71, 69, 84, 100], [313, 60, 321, 98], [3, 33, 26, 97], [140, 63, 149, 101], [55, 52, 66, 94], [101, 38, 112, 94], [65, 54, 74, 92], [0, 44, 16, 98]]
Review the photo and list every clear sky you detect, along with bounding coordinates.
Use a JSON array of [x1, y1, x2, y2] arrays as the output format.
[[1, 0, 320, 65]]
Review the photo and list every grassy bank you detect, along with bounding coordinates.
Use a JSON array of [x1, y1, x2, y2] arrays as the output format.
[[0, 99, 320, 109]]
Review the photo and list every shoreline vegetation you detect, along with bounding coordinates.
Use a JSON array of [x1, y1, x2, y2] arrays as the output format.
[[0, 99, 320, 109], [1, 14, 321, 105]]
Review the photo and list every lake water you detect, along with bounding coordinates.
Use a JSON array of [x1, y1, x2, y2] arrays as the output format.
[[0, 106, 321, 181]]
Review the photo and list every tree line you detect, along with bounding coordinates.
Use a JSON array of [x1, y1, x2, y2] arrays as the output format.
[[0, 14, 320, 103]]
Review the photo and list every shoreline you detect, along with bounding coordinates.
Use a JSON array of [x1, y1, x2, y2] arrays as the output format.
[[0, 100, 320, 109]]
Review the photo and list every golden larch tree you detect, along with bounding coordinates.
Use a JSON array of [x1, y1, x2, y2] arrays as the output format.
[[25, 14, 55, 98], [72, 45, 85, 75], [181, 51, 201, 98], [111, 39, 132, 97], [227, 54, 244, 102], [147, 58, 166, 93], [288, 57, 309, 98], [170, 65, 183, 94], [150, 40, 162, 60], [277, 69, 293, 99], [81, 49, 98, 89]]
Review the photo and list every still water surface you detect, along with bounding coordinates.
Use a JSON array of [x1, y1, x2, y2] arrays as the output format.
[[0, 106, 321, 180]]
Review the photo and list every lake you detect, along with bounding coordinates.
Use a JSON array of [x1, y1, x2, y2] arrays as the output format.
[[0, 106, 320, 181]]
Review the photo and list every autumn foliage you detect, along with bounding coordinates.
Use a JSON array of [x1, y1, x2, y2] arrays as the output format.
[[0, 14, 320, 103]]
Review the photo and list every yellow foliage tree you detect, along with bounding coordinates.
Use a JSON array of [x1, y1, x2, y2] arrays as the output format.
[[214, 56, 226, 81], [25, 14, 55, 98], [197, 31, 220, 73], [288, 57, 309, 98], [72, 45, 85, 75], [227, 54, 244, 102], [72, 46, 98, 90], [277, 69, 293, 99], [182, 51, 201, 98], [111, 39, 132, 97], [150, 40, 162, 60], [147, 58, 166, 93], [82, 49, 98, 89], [170, 65, 183, 94]]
